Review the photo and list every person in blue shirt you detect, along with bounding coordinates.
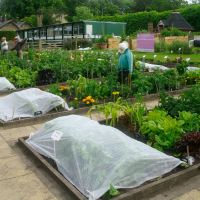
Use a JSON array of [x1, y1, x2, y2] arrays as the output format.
[[118, 41, 133, 85]]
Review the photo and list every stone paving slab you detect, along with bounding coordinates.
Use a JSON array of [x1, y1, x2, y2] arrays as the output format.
[[0, 125, 35, 142], [0, 156, 31, 181], [0, 173, 57, 200], [175, 189, 200, 200], [0, 136, 15, 158]]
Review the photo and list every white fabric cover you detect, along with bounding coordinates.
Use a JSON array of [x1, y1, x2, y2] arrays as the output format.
[[186, 67, 200, 71], [138, 61, 169, 72], [26, 115, 182, 200], [0, 77, 15, 91], [0, 88, 68, 122]]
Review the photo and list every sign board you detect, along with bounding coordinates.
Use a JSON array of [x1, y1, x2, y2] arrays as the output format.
[[86, 25, 93, 37], [137, 34, 155, 52]]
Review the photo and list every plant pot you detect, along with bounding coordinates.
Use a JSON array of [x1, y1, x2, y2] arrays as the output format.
[[96, 43, 107, 49]]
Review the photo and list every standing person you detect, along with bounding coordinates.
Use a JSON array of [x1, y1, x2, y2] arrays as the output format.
[[11, 35, 27, 59], [1, 37, 8, 55], [117, 41, 133, 85]]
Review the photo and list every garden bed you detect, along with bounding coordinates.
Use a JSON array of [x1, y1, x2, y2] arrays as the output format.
[[0, 87, 191, 129], [0, 83, 59, 96], [0, 107, 90, 129], [18, 129, 200, 200]]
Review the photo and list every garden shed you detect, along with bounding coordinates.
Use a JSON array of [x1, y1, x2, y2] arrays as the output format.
[[157, 12, 194, 31], [17, 20, 126, 41]]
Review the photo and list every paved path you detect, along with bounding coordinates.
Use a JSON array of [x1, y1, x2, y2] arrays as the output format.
[[0, 98, 200, 200]]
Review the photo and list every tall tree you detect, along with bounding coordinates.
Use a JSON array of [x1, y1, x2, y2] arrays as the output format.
[[72, 6, 93, 21]]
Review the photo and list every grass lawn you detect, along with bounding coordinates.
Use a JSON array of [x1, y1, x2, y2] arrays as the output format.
[[133, 52, 200, 66]]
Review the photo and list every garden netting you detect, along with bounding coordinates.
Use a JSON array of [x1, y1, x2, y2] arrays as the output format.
[[0, 88, 69, 122], [138, 61, 169, 72], [0, 77, 15, 91], [26, 115, 182, 200]]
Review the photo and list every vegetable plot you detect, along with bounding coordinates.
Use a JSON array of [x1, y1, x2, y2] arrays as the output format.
[[26, 115, 182, 200]]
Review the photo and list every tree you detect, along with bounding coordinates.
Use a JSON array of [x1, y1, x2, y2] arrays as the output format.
[[72, 6, 93, 21], [192, 0, 200, 3], [0, 0, 66, 18], [132, 0, 188, 12]]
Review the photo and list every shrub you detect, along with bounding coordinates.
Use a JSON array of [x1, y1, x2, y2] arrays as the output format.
[[155, 41, 168, 52], [159, 84, 200, 117], [168, 41, 192, 54], [161, 28, 187, 37], [0, 31, 16, 41]]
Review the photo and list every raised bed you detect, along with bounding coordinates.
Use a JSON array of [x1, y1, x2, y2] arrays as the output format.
[[0, 87, 191, 129], [0, 83, 55, 96], [18, 133, 200, 200]]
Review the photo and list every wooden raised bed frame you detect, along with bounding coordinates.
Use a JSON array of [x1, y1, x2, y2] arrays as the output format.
[[18, 136, 200, 200]]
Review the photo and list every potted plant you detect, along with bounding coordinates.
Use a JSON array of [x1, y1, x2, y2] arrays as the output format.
[[95, 36, 107, 49]]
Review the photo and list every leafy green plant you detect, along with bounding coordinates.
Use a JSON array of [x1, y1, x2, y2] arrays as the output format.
[[89, 98, 123, 126], [176, 61, 188, 75], [7, 67, 37, 88], [159, 84, 200, 117], [168, 41, 192, 54], [161, 28, 186, 37], [185, 69, 200, 85], [46, 84, 62, 97], [141, 109, 184, 151], [102, 184, 120, 200], [178, 111, 200, 133], [155, 41, 168, 53], [121, 97, 147, 131]]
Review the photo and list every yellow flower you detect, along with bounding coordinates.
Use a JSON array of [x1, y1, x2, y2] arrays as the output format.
[[112, 91, 119, 95], [86, 101, 90, 104], [86, 96, 92, 100], [59, 85, 69, 91], [82, 98, 86, 102], [91, 99, 95, 103]]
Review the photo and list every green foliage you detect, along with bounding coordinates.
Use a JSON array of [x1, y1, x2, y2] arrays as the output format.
[[21, 15, 37, 27], [185, 69, 200, 85], [121, 97, 147, 131], [90, 98, 123, 126], [141, 109, 184, 151], [73, 6, 93, 21], [176, 62, 188, 75], [155, 41, 168, 53], [7, 66, 37, 88], [0, 31, 16, 41], [132, 71, 153, 95], [95, 36, 107, 44], [179, 4, 200, 31], [159, 84, 200, 117], [46, 84, 62, 97], [178, 111, 200, 133], [95, 5, 200, 34], [102, 184, 120, 200], [161, 28, 187, 37], [168, 41, 192, 54]]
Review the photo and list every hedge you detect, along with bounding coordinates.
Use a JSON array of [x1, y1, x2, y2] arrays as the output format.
[[94, 5, 200, 34], [0, 31, 16, 41]]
